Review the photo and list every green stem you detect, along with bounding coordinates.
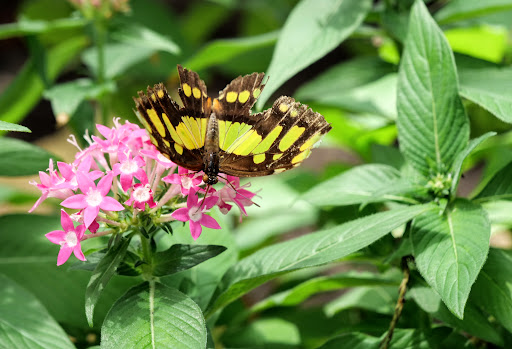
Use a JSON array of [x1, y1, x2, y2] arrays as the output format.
[[140, 232, 153, 279], [92, 17, 109, 126]]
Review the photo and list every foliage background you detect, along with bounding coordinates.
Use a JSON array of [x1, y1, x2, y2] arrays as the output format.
[[2, 0, 512, 348]]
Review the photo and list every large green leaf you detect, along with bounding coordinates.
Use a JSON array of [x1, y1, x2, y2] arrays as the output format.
[[435, 0, 512, 24], [473, 161, 512, 201], [184, 31, 278, 72], [0, 214, 138, 329], [85, 237, 131, 326], [397, 0, 469, 176], [0, 138, 56, 176], [252, 271, 400, 312], [450, 132, 495, 196], [0, 36, 88, 127], [206, 204, 434, 317], [152, 244, 227, 277], [0, 274, 74, 349], [110, 22, 180, 56], [101, 282, 206, 349], [303, 164, 416, 207], [410, 286, 503, 345], [324, 286, 397, 317], [471, 248, 512, 333], [255, 0, 372, 109], [294, 56, 395, 106], [459, 67, 512, 123], [411, 200, 490, 318]]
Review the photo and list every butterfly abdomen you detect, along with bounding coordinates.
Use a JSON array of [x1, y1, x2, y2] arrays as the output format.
[[203, 113, 220, 184]]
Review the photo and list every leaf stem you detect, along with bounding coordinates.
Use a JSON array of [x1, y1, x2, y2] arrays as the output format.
[[380, 256, 410, 349]]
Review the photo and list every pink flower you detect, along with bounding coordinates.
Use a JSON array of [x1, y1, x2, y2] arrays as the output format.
[[163, 167, 202, 196], [61, 171, 124, 228], [57, 155, 103, 190], [140, 146, 175, 169], [113, 151, 147, 191], [125, 183, 157, 210], [45, 210, 86, 266], [29, 159, 74, 213], [171, 188, 221, 240], [216, 176, 257, 217]]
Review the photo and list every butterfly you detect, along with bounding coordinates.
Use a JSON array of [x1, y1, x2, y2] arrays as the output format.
[[133, 65, 331, 185]]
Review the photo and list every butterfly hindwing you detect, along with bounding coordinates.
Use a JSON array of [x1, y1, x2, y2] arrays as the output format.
[[218, 96, 332, 177], [134, 84, 203, 170]]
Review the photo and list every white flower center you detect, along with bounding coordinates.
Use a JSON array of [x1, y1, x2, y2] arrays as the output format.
[[86, 188, 103, 206], [64, 231, 78, 247], [189, 206, 202, 222], [133, 185, 151, 202], [182, 177, 193, 189], [120, 159, 138, 174]]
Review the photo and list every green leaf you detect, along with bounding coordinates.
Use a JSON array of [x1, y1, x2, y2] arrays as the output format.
[[101, 282, 206, 349], [0, 36, 88, 128], [396, 0, 469, 176], [159, 211, 238, 311], [0, 17, 87, 40], [294, 56, 395, 103], [152, 244, 227, 277], [435, 0, 512, 24], [0, 214, 138, 329], [0, 274, 74, 349], [184, 31, 278, 72], [410, 286, 503, 345], [0, 121, 31, 133], [471, 248, 512, 333], [445, 25, 508, 63], [411, 200, 490, 318], [222, 318, 300, 348], [206, 204, 434, 317], [82, 43, 154, 80], [459, 67, 512, 123], [474, 161, 512, 201], [0, 138, 56, 176], [255, 0, 373, 109], [85, 237, 131, 327], [319, 328, 470, 349], [450, 132, 495, 196], [44, 78, 115, 117], [252, 271, 400, 312], [110, 22, 180, 55], [325, 286, 397, 317], [303, 164, 416, 207]]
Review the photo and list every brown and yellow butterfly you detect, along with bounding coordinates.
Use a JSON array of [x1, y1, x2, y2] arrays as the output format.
[[134, 65, 331, 185]]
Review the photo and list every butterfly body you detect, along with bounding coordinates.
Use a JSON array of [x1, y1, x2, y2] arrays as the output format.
[[134, 65, 331, 183]]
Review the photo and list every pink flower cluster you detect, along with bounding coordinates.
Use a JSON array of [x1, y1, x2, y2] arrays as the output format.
[[30, 118, 257, 265]]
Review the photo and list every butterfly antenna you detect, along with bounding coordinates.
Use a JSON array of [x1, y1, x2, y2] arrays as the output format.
[[199, 183, 211, 210]]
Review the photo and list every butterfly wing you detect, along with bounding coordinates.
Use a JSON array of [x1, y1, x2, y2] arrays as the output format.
[[216, 96, 331, 177]]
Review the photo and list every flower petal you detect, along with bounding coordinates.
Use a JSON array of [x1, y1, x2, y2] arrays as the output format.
[[189, 221, 203, 240], [61, 194, 87, 209], [171, 207, 189, 222], [60, 210, 74, 232], [76, 171, 95, 194], [56, 246, 73, 266], [100, 196, 124, 211], [97, 172, 114, 196], [200, 214, 221, 230], [83, 205, 100, 228], [73, 243, 86, 262], [45, 230, 66, 244]]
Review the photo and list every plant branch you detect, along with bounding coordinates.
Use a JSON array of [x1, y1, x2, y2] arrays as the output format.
[[380, 257, 410, 349]]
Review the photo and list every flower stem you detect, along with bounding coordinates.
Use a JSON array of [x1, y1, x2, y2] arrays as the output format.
[[140, 232, 153, 279], [380, 257, 410, 349], [92, 16, 109, 126], [82, 229, 114, 240]]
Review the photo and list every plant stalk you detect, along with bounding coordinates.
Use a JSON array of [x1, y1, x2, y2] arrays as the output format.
[[380, 257, 410, 349]]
